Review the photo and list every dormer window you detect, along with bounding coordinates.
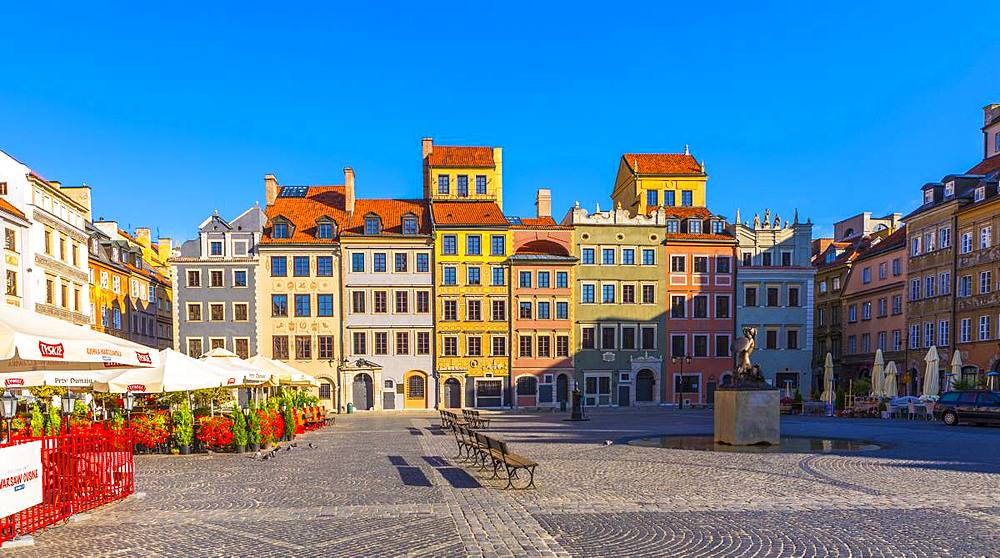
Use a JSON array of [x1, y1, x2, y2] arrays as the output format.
[[711, 220, 724, 234], [402, 215, 418, 235], [923, 190, 934, 204], [272, 222, 289, 239], [975, 186, 985, 202], [945, 181, 955, 197], [688, 219, 702, 234], [317, 223, 334, 239], [364, 214, 382, 235], [666, 219, 679, 233]]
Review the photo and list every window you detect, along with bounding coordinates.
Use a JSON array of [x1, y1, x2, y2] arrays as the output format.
[[443, 300, 457, 321], [556, 301, 568, 319], [716, 256, 730, 274], [456, 175, 468, 197], [580, 248, 596, 265], [417, 332, 431, 355], [980, 315, 991, 341], [960, 318, 971, 343], [981, 226, 993, 249], [688, 220, 702, 234], [766, 287, 779, 307], [892, 294, 903, 315], [373, 253, 386, 272], [781, 252, 792, 266], [5, 270, 15, 296], [318, 294, 333, 317], [467, 266, 481, 286], [556, 336, 569, 357], [646, 190, 658, 207], [208, 270, 223, 288], [910, 324, 920, 349], [616, 248, 632, 266], [491, 336, 507, 356], [911, 236, 921, 256], [621, 326, 636, 350], [742, 252, 752, 267], [186, 270, 201, 287], [744, 286, 758, 307], [555, 271, 568, 288], [353, 332, 367, 355], [296, 336, 312, 360], [602, 248, 615, 265], [271, 294, 288, 317], [318, 336, 334, 359], [667, 220, 680, 233], [317, 256, 333, 276], [940, 271, 951, 295], [671, 295, 686, 318], [671, 335, 686, 357], [234, 303, 249, 321], [787, 329, 799, 350], [112, 308, 121, 329], [958, 275, 972, 297], [692, 295, 708, 318], [664, 190, 676, 206], [187, 338, 204, 358], [693, 256, 708, 273], [491, 300, 507, 321], [490, 235, 506, 256], [374, 332, 388, 355], [294, 294, 311, 317], [351, 252, 365, 272], [416, 291, 430, 313], [443, 337, 458, 356], [352, 291, 366, 313], [622, 284, 636, 304], [273, 336, 289, 360], [641, 327, 656, 350], [715, 335, 730, 357], [519, 336, 533, 357], [234, 270, 247, 287], [317, 222, 334, 239], [466, 235, 481, 256], [788, 286, 800, 307], [519, 271, 531, 288], [443, 266, 457, 285], [601, 326, 616, 349], [537, 271, 550, 288], [396, 332, 409, 355], [111, 276, 120, 294], [581, 327, 595, 349], [442, 235, 457, 255], [210, 303, 224, 321], [475, 175, 487, 195], [416, 253, 429, 272], [765, 329, 778, 350], [271, 256, 287, 277], [960, 232, 972, 254], [210, 241, 223, 256], [862, 267, 871, 284], [581, 284, 595, 304], [519, 302, 532, 319], [395, 291, 409, 313], [892, 330, 902, 351], [712, 221, 725, 235], [373, 291, 388, 313], [848, 304, 857, 323], [693, 335, 708, 357], [715, 295, 730, 319], [681, 190, 693, 206], [641, 284, 655, 304], [402, 216, 419, 235], [670, 256, 685, 272], [492, 267, 505, 286], [939, 227, 951, 248], [762, 252, 772, 266], [536, 301, 550, 320], [187, 303, 202, 322], [926, 275, 937, 297], [437, 175, 449, 194], [877, 297, 887, 317], [982, 271, 993, 294], [602, 284, 615, 304]]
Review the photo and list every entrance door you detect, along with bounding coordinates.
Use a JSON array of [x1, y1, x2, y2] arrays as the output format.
[[635, 369, 655, 402], [404, 371, 428, 409], [707, 381, 717, 405], [584, 375, 611, 406], [444, 378, 461, 408], [352, 373, 373, 410], [556, 374, 569, 403], [476, 379, 503, 408], [383, 391, 395, 410], [617, 384, 630, 407], [516, 376, 538, 408]]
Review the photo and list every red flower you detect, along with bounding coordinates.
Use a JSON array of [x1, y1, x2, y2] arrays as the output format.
[[133, 411, 170, 448], [197, 416, 234, 449]]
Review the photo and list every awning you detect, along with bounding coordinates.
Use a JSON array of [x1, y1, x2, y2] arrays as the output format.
[[94, 349, 230, 393]]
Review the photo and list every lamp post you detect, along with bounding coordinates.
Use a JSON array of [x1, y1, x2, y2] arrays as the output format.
[[1, 391, 18, 443], [123, 391, 135, 429], [671, 355, 692, 409], [60, 391, 76, 434]]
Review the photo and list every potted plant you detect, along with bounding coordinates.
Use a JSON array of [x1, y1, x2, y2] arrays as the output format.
[[231, 407, 247, 453], [196, 416, 234, 451], [30, 403, 44, 437], [172, 405, 194, 455], [246, 402, 261, 452], [45, 405, 61, 435], [282, 404, 295, 441], [879, 399, 890, 419]]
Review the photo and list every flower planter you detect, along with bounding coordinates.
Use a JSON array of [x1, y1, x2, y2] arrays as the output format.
[[178, 445, 191, 455]]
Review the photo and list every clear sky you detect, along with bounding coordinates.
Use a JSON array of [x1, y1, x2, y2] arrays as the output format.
[[1, 2, 996, 242]]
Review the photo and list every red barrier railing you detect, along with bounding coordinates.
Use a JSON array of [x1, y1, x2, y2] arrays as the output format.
[[0, 426, 134, 544]]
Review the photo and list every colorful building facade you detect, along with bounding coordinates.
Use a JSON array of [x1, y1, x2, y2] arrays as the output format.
[[611, 150, 707, 216]]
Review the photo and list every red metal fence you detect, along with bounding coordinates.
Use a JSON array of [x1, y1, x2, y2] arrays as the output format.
[[0, 427, 134, 544]]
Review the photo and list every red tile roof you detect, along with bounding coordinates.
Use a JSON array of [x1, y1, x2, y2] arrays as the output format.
[[968, 153, 1000, 175], [509, 216, 571, 230], [0, 198, 26, 220], [431, 201, 507, 227], [342, 198, 431, 236], [426, 146, 495, 168], [664, 233, 734, 242], [623, 153, 703, 175], [263, 186, 348, 243], [648, 206, 714, 220]]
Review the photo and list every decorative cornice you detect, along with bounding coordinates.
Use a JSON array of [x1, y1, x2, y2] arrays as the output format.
[[34, 253, 89, 282], [32, 209, 88, 242]]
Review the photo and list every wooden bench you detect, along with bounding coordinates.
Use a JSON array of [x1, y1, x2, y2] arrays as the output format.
[[439, 410, 468, 431], [450, 424, 537, 490], [462, 409, 491, 429]]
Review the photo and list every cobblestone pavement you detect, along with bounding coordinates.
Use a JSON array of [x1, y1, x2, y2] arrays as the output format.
[[6, 409, 1000, 557]]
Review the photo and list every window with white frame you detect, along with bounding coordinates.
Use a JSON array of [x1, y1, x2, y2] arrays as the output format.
[[980, 315, 991, 341], [981, 226, 992, 249], [960, 232, 972, 254], [960, 318, 971, 343]]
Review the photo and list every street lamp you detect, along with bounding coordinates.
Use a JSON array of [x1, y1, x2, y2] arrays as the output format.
[[671, 355, 693, 409], [123, 391, 135, 429], [60, 391, 76, 434], [1, 391, 18, 443]]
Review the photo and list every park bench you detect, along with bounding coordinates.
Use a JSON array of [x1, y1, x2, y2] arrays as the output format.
[[439, 409, 467, 430], [462, 409, 491, 429], [451, 424, 537, 490]]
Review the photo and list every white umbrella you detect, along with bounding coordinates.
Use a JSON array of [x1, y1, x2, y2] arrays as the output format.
[[0, 303, 159, 371], [0, 369, 126, 389], [246, 354, 320, 387], [949, 351, 963, 391], [883, 361, 898, 398], [201, 349, 270, 385], [94, 349, 228, 393], [922, 346, 940, 397], [871, 349, 885, 398], [821, 352, 835, 405]]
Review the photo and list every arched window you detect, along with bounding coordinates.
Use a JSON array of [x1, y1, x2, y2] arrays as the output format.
[[364, 215, 382, 235], [407, 374, 425, 398], [516, 376, 538, 396]]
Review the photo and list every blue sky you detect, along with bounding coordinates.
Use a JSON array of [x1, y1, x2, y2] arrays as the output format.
[[0, 2, 996, 241]]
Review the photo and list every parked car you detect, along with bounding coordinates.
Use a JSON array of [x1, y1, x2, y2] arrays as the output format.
[[933, 390, 1000, 426]]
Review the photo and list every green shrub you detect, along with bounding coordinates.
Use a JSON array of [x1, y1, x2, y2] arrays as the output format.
[[171, 406, 194, 447], [246, 402, 261, 445], [45, 405, 61, 435], [283, 404, 295, 439], [30, 404, 44, 436], [231, 407, 247, 448], [110, 408, 125, 431]]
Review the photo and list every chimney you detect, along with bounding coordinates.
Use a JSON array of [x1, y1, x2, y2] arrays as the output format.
[[344, 166, 355, 213], [422, 137, 434, 159], [135, 227, 152, 248], [61, 186, 92, 221], [536, 188, 552, 219], [265, 174, 279, 206], [157, 238, 173, 263], [95, 221, 118, 240]]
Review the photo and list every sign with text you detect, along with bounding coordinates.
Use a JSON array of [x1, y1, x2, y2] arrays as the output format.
[[0, 441, 43, 517]]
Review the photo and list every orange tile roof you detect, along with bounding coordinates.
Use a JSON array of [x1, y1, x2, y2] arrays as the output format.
[[426, 146, 495, 168], [0, 198, 26, 220], [509, 216, 571, 230], [968, 153, 1000, 175], [263, 186, 348, 243], [431, 201, 507, 227], [664, 232, 735, 242], [648, 206, 714, 220], [623, 153, 703, 175], [342, 198, 431, 236]]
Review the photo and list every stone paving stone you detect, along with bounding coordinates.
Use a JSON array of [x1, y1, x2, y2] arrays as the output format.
[[11, 409, 1000, 557]]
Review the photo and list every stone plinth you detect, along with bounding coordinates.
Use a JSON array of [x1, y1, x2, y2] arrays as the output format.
[[713, 388, 780, 445]]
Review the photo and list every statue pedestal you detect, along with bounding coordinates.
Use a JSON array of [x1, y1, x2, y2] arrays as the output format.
[[714, 388, 780, 445]]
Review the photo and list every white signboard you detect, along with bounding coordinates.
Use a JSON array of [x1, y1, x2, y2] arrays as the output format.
[[0, 441, 43, 517]]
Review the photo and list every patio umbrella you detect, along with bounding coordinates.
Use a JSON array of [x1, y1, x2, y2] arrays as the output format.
[[871, 349, 885, 398], [922, 346, 940, 397], [200, 348, 271, 386], [987, 371, 999, 391], [821, 352, 835, 405], [93, 349, 229, 393], [0, 369, 126, 389], [246, 354, 320, 387], [0, 303, 159, 371], [949, 351, 963, 391], [883, 361, 898, 398]]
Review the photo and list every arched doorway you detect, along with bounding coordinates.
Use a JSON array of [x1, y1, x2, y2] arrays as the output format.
[[556, 374, 569, 403], [636, 369, 655, 402], [444, 378, 461, 408], [317, 378, 335, 412], [516, 376, 538, 408], [352, 373, 373, 410], [404, 371, 428, 409]]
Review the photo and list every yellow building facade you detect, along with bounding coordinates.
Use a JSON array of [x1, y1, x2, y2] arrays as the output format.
[[431, 201, 511, 408], [422, 138, 504, 210], [611, 151, 708, 216]]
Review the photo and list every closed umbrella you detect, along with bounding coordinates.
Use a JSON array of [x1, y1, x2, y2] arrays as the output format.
[[883, 361, 898, 398], [821, 352, 835, 405], [94, 349, 228, 393], [871, 349, 885, 398], [922, 346, 940, 397], [949, 351, 963, 391], [986, 371, 999, 391]]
